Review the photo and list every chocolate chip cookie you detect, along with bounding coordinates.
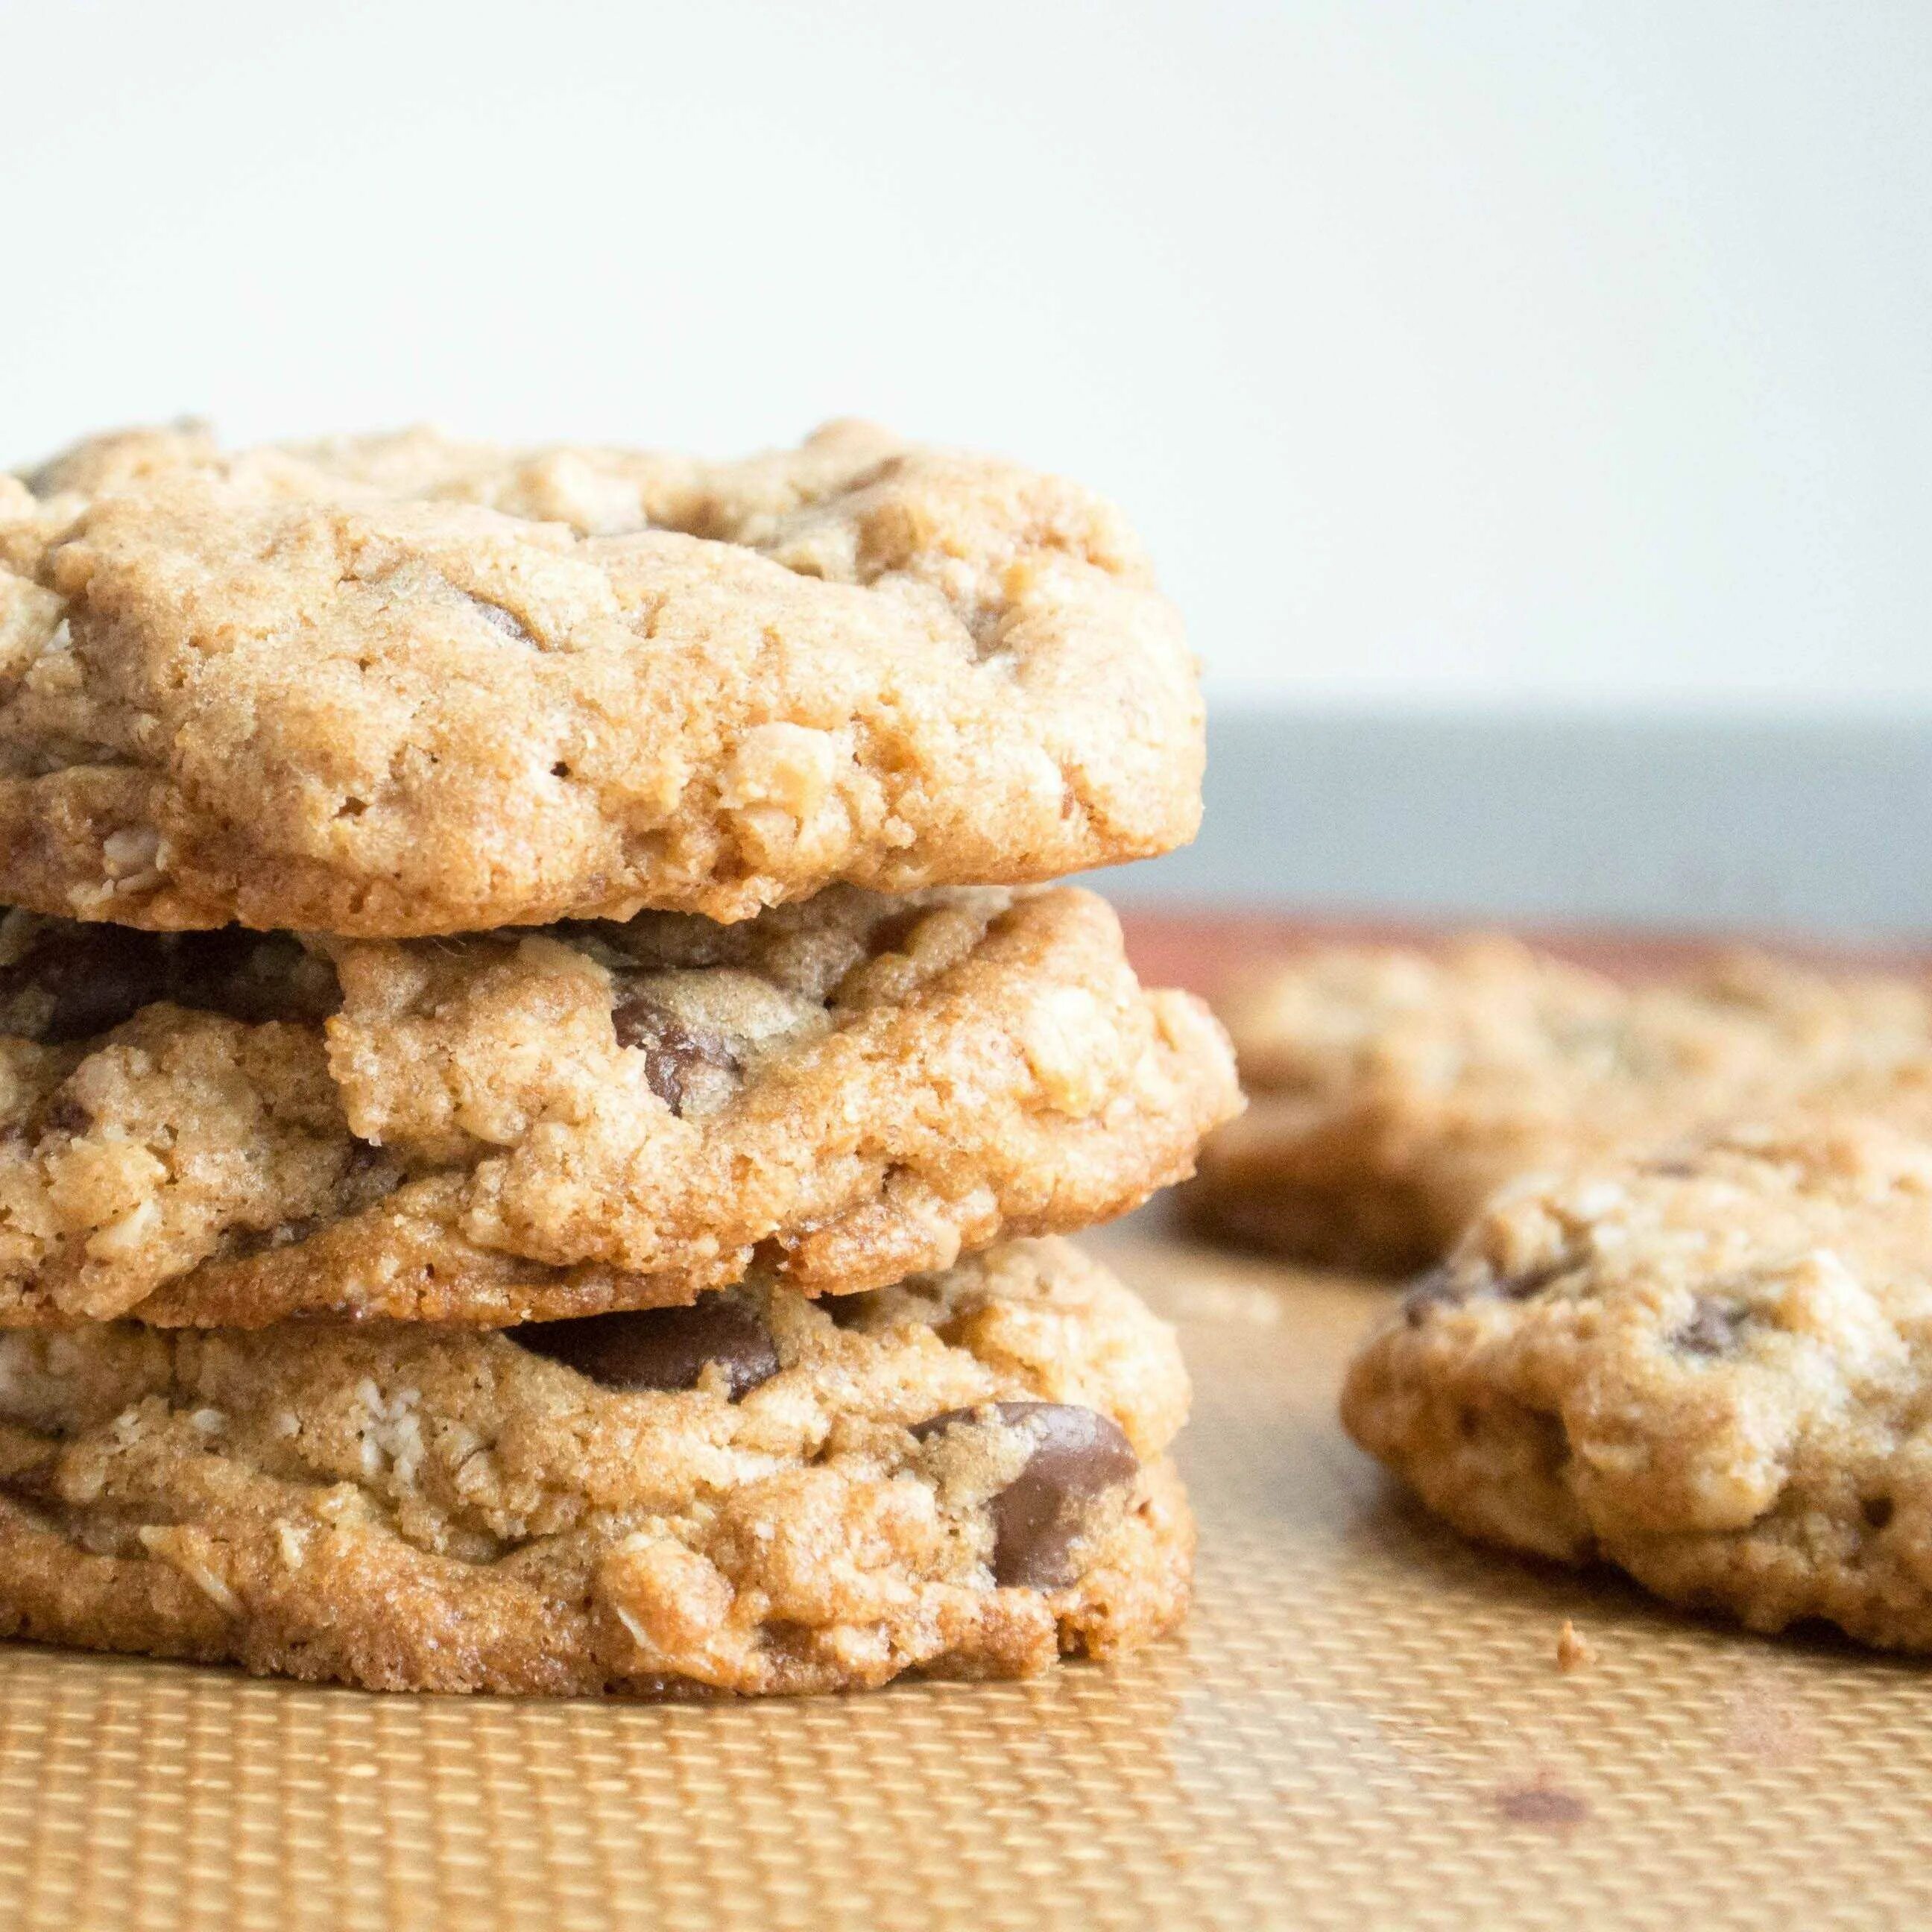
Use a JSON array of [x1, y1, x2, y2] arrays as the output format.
[[0, 1238, 1192, 1694], [1342, 1108, 1932, 1651], [0, 421, 1202, 935], [0, 885, 1239, 1325], [1182, 935, 1932, 1272]]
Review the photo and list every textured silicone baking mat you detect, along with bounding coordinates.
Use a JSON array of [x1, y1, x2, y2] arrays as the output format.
[[4, 1223, 1930, 1931]]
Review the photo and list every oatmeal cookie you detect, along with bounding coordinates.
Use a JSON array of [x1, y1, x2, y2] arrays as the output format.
[[0, 1237, 1192, 1694], [1183, 936, 1932, 1271], [1343, 1109, 1932, 1650], [0, 886, 1238, 1326], [0, 421, 1202, 934]]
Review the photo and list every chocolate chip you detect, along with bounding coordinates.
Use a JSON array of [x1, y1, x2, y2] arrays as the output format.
[[1400, 1255, 1576, 1325], [912, 1401, 1140, 1589], [39, 1094, 92, 1137], [0, 926, 336, 1042], [512, 1292, 780, 1399], [610, 990, 738, 1114], [1863, 1494, 1895, 1531], [1673, 1295, 1746, 1357]]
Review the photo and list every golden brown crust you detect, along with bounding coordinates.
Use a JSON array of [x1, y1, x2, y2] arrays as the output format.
[[0, 1239, 1192, 1694], [0, 887, 1240, 1326], [0, 423, 1202, 935]]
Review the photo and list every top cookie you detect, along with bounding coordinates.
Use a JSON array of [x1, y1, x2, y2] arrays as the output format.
[[0, 421, 1202, 935], [1182, 935, 1932, 1272]]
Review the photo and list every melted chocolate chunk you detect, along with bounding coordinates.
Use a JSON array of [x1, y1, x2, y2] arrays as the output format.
[[0, 926, 335, 1043], [1673, 1295, 1747, 1357], [912, 1401, 1140, 1589], [512, 1293, 780, 1399], [610, 990, 739, 1114]]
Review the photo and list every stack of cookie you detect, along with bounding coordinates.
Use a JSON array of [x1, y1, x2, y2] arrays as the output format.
[[0, 422, 1240, 1695]]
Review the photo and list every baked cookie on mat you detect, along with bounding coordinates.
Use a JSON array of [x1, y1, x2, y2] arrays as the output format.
[[0, 420, 1202, 935], [0, 1238, 1191, 1695], [1182, 935, 1932, 1272], [0, 886, 1239, 1326], [1343, 1110, 1932, 1652]]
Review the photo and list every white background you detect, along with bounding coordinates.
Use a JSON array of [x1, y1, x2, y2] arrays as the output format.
[[4, 0, 1930, 711]]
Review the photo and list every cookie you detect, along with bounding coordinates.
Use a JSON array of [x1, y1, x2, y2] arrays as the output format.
[[1342, 1109, 1932, 1652], [0, 421, 1202, 935], [1182, 935, 1932, 1272], [0, 885, 1240, 1326], [0, 1237, 1192, 1694]]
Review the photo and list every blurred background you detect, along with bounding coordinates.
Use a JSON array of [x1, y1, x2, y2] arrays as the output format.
[[7, 0, 1929, 934]]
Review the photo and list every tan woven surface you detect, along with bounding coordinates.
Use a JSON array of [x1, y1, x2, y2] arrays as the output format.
[[4, 1219, 1930, 1930]]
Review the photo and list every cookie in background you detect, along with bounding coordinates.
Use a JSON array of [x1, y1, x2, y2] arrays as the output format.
[[1343, 1108, 1932, 1652], [1178, 933, 1932, 1272]]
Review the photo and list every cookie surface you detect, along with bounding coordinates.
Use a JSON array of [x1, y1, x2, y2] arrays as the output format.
[[0, 886, 1238, 1326], [1182, 936, 1932, 1272], [1343, 1111, 1932, 1651], [0, 1237, 1192, 1695], [0, 421, 1201, 934]]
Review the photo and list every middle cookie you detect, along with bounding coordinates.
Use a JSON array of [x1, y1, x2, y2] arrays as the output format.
[[0, 886, 1240, 1326]]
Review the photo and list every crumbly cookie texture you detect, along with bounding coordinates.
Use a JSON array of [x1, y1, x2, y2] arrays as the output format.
[[0, 1237, 1193, 1695], [1181, 936, 1932, 1272], [0, 421, 1202, 935], [1342, 1111, 1932, 1652], [0, 886, 1239, 1327]]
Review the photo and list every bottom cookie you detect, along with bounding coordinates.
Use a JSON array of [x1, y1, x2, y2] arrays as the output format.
[[0, 1238, 1192, 1695], [1343, 1112, 1932, 1652]]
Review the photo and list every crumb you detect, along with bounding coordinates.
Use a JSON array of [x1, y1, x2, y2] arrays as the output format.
[[1556, 1618, 1592, 1672]]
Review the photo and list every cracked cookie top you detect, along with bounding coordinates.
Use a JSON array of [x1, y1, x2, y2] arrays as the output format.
[[0, 885, 1239, 1326], [0, 421, 1202, 935]]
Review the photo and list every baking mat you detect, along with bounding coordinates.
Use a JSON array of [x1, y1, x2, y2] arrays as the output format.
[[3, 1221, 1929, 1931]]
